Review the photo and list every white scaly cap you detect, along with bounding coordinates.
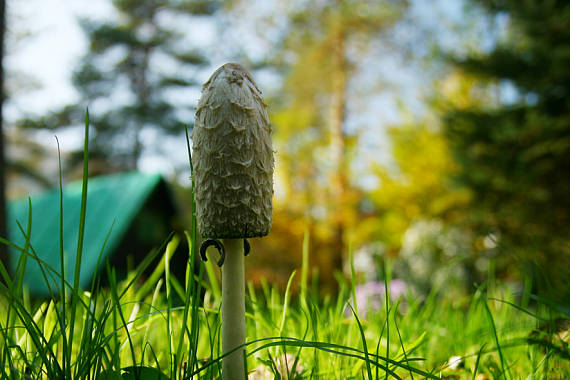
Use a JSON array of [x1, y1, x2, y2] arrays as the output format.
[[192, 63, 274, 239]]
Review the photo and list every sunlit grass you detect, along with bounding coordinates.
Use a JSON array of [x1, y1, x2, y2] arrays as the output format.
[[1, 228, 569, 379], [0, 114, 568, 379], [2, 218, 569, 380]]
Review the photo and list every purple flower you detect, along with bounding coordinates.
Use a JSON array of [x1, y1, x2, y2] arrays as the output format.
[[347, 279, 409, 319]]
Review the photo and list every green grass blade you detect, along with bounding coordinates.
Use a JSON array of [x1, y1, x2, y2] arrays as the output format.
[[349, 242, 358, 316], [279, 270, 296, 336], [472, 343, 486, 380], [482, 293, 510, 380], [383, 259, 391, 380], [55, 136, 69, 378], [107, 261, 138, 371], [300, 227, 310, 303], [121, 234, 172, 300], [163, 234, 179, 376], [68, 108, 90, 378], [393, 303, 413, 380], [347, 304, 373, 380]]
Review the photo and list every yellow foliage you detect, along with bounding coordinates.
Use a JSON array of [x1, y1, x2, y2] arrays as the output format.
[[365, 122, 472, 251], [438, 69, 496, 111]]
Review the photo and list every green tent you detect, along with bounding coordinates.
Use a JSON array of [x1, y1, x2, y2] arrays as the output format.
[[7, 171, 180, 295]]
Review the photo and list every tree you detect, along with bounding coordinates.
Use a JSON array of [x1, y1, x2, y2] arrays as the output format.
[[365, 121, 471, 251], [443, 0, 570, 300], [21, 0, 220, 176], [268, 0, 406, 287]]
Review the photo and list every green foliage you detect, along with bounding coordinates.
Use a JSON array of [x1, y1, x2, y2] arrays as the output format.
[[442, 0, 570, 300], [364, 122, 470, 251]]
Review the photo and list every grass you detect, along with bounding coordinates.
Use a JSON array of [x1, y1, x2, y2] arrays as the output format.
[[0, 114, 568, 379], [1, 242, 568, 380]]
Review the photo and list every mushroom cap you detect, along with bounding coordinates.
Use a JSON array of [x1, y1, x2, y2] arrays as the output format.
[[192, 63, 274, 238]]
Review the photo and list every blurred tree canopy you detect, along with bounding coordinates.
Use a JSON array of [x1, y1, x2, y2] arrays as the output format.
[[4, 0, 568, 299], [442, 0, 570, 300], [18, 0, 220, 176], [364, 122, 471, 252], [259, 0, 407, 289]]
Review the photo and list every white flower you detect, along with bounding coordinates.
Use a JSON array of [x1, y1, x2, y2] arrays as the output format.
[[447, 355, 462, 370]]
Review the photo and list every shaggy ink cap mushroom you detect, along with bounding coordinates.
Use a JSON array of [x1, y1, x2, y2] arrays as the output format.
[[192, 63, 273, 380], [192, 63, 274, 242]]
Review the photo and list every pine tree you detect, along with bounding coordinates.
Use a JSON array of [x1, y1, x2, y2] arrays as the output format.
[[20, 0, 220, 175], [443, 0, 570, 299]]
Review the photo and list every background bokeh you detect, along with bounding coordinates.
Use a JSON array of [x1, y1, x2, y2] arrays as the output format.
[[1, 0, 568, 302]]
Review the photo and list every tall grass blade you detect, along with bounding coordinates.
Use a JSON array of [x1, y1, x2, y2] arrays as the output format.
[[393, 303, 413, 380], [55, 135, 69, 378], [347, 304, 373, 380], [279, 270, 296, 336], [13, 200, 31, 299], [528, 293, 570, 318], [163, 234, 179, 376], [68, 108, 90, 378], [349, 242, 358, 316], [482, 293, 510, 379], [300, 227, 310, 304], [383, 259, 391, 380], [107, 261, 138, 374], [472, 343, 486, 380]]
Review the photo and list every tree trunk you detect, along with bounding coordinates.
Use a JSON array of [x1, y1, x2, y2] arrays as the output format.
[[329, 26, 348, 276], [131, 44, 151, 170], [0, 0, 8, 272]]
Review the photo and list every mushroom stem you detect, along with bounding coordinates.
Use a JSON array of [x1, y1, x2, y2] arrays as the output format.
[[221, 238, 246, 380]]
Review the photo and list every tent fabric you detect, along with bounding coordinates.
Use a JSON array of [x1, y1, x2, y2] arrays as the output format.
[[7, 171, 164, 295]]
